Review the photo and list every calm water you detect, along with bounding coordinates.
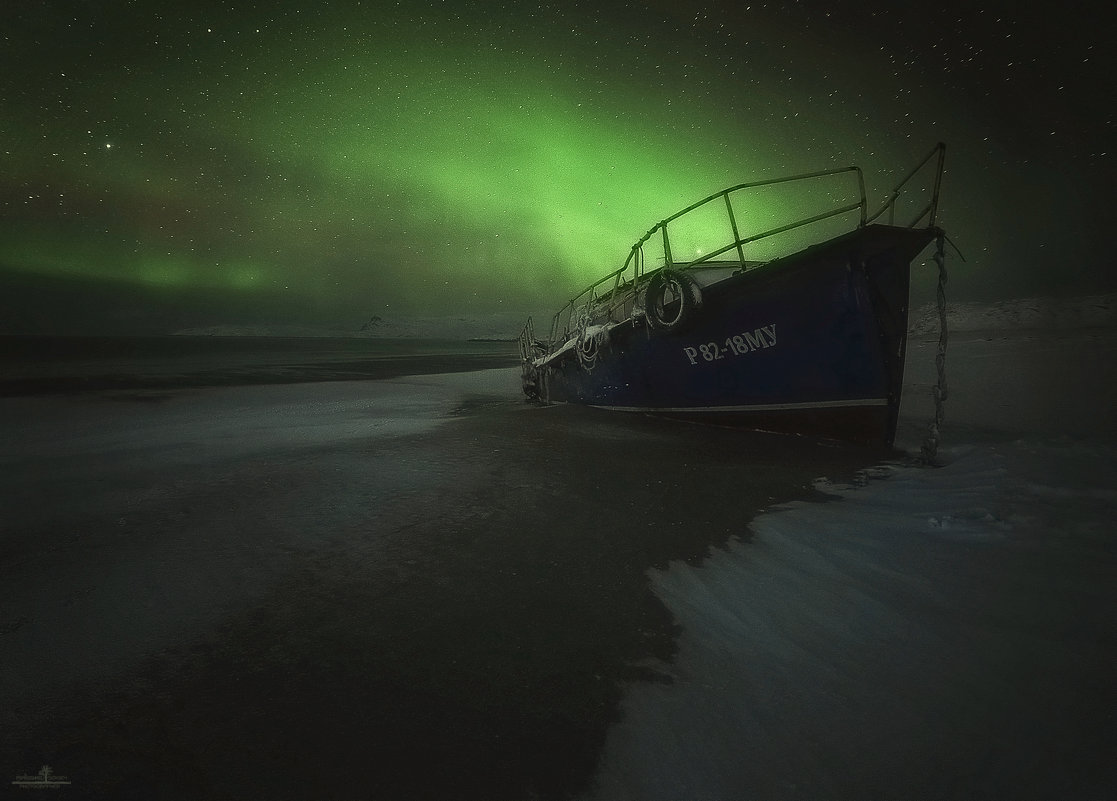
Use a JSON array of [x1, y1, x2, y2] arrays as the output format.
[[0, 335, 519, 395]]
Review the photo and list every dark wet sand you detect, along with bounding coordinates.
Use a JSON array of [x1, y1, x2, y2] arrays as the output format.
[[0, 371, 886, 800]]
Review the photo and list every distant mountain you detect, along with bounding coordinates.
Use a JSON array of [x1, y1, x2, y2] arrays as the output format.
[[170, 294, 1117, 340], [174, 311, 540, 340], [170, 324, 355, 338]]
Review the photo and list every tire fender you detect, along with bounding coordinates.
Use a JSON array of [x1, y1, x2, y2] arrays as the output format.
[[645, 269, 703, 333]]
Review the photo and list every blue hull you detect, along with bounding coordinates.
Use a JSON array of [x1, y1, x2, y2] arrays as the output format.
[[538, 225, 936, 444]]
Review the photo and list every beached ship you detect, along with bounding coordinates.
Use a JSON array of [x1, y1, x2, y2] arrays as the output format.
[[518, 143, 948, 445]]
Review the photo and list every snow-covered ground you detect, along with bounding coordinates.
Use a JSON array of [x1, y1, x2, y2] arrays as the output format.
[[584, 305, 1117, 799], [909, 291, 1117, 335], [585, 436, 1116, 799]]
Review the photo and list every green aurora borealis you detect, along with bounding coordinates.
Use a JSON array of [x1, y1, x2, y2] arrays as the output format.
[[2, 1, 1113, 333]]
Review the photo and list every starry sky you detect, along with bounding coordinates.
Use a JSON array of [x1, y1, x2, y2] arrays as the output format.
[[1, 0, 1112, 334]]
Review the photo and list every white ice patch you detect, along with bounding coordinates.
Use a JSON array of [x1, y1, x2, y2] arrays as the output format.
[[583, 434, 1117, 800], [1, 372, 516, 467]]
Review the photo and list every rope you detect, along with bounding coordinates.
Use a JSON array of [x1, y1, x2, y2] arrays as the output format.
[[574, 305, 600, 373], [920, 231, 949, 465]]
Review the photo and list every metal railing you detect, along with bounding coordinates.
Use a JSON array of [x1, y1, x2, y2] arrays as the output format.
[[545, 142, 946, 346], [866, 141, 946, 228]]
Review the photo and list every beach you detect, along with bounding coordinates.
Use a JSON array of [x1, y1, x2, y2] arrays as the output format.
[[2, 326, 1115, 799]]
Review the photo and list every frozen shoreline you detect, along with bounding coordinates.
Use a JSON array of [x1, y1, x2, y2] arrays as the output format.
[[584, 326, 1117, 800], [899, 327, 1117, 442], [2, 362, 884, 798], [908, 291, 1117, 335], [3, 322, 1114, 799], [586, 434, 1117, 799]]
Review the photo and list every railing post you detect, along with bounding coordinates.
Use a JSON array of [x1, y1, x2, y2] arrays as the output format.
[[855, 167, 867, 226], [930, 142, 946, 227], [724, 192, 746, 267], [660, 225, 673, 267]]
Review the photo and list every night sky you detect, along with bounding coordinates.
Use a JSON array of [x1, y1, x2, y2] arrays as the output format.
[[2, 1, 1112, 334]]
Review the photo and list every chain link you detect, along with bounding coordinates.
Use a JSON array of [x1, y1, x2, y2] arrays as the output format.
[[920, 231, 949, 464]]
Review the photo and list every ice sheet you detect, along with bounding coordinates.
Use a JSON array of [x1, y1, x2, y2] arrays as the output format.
[[583, 329, 1117, 800]]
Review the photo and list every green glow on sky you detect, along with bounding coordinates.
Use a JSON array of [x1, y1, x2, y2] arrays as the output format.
[[1, 6, 845, 326], [0, 233, 273, 293], [2, 2, 1110, 331], [251, 47, 788, 289]]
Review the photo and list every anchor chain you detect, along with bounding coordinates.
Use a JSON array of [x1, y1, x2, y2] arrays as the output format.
[[920, 231, 949, 465]]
